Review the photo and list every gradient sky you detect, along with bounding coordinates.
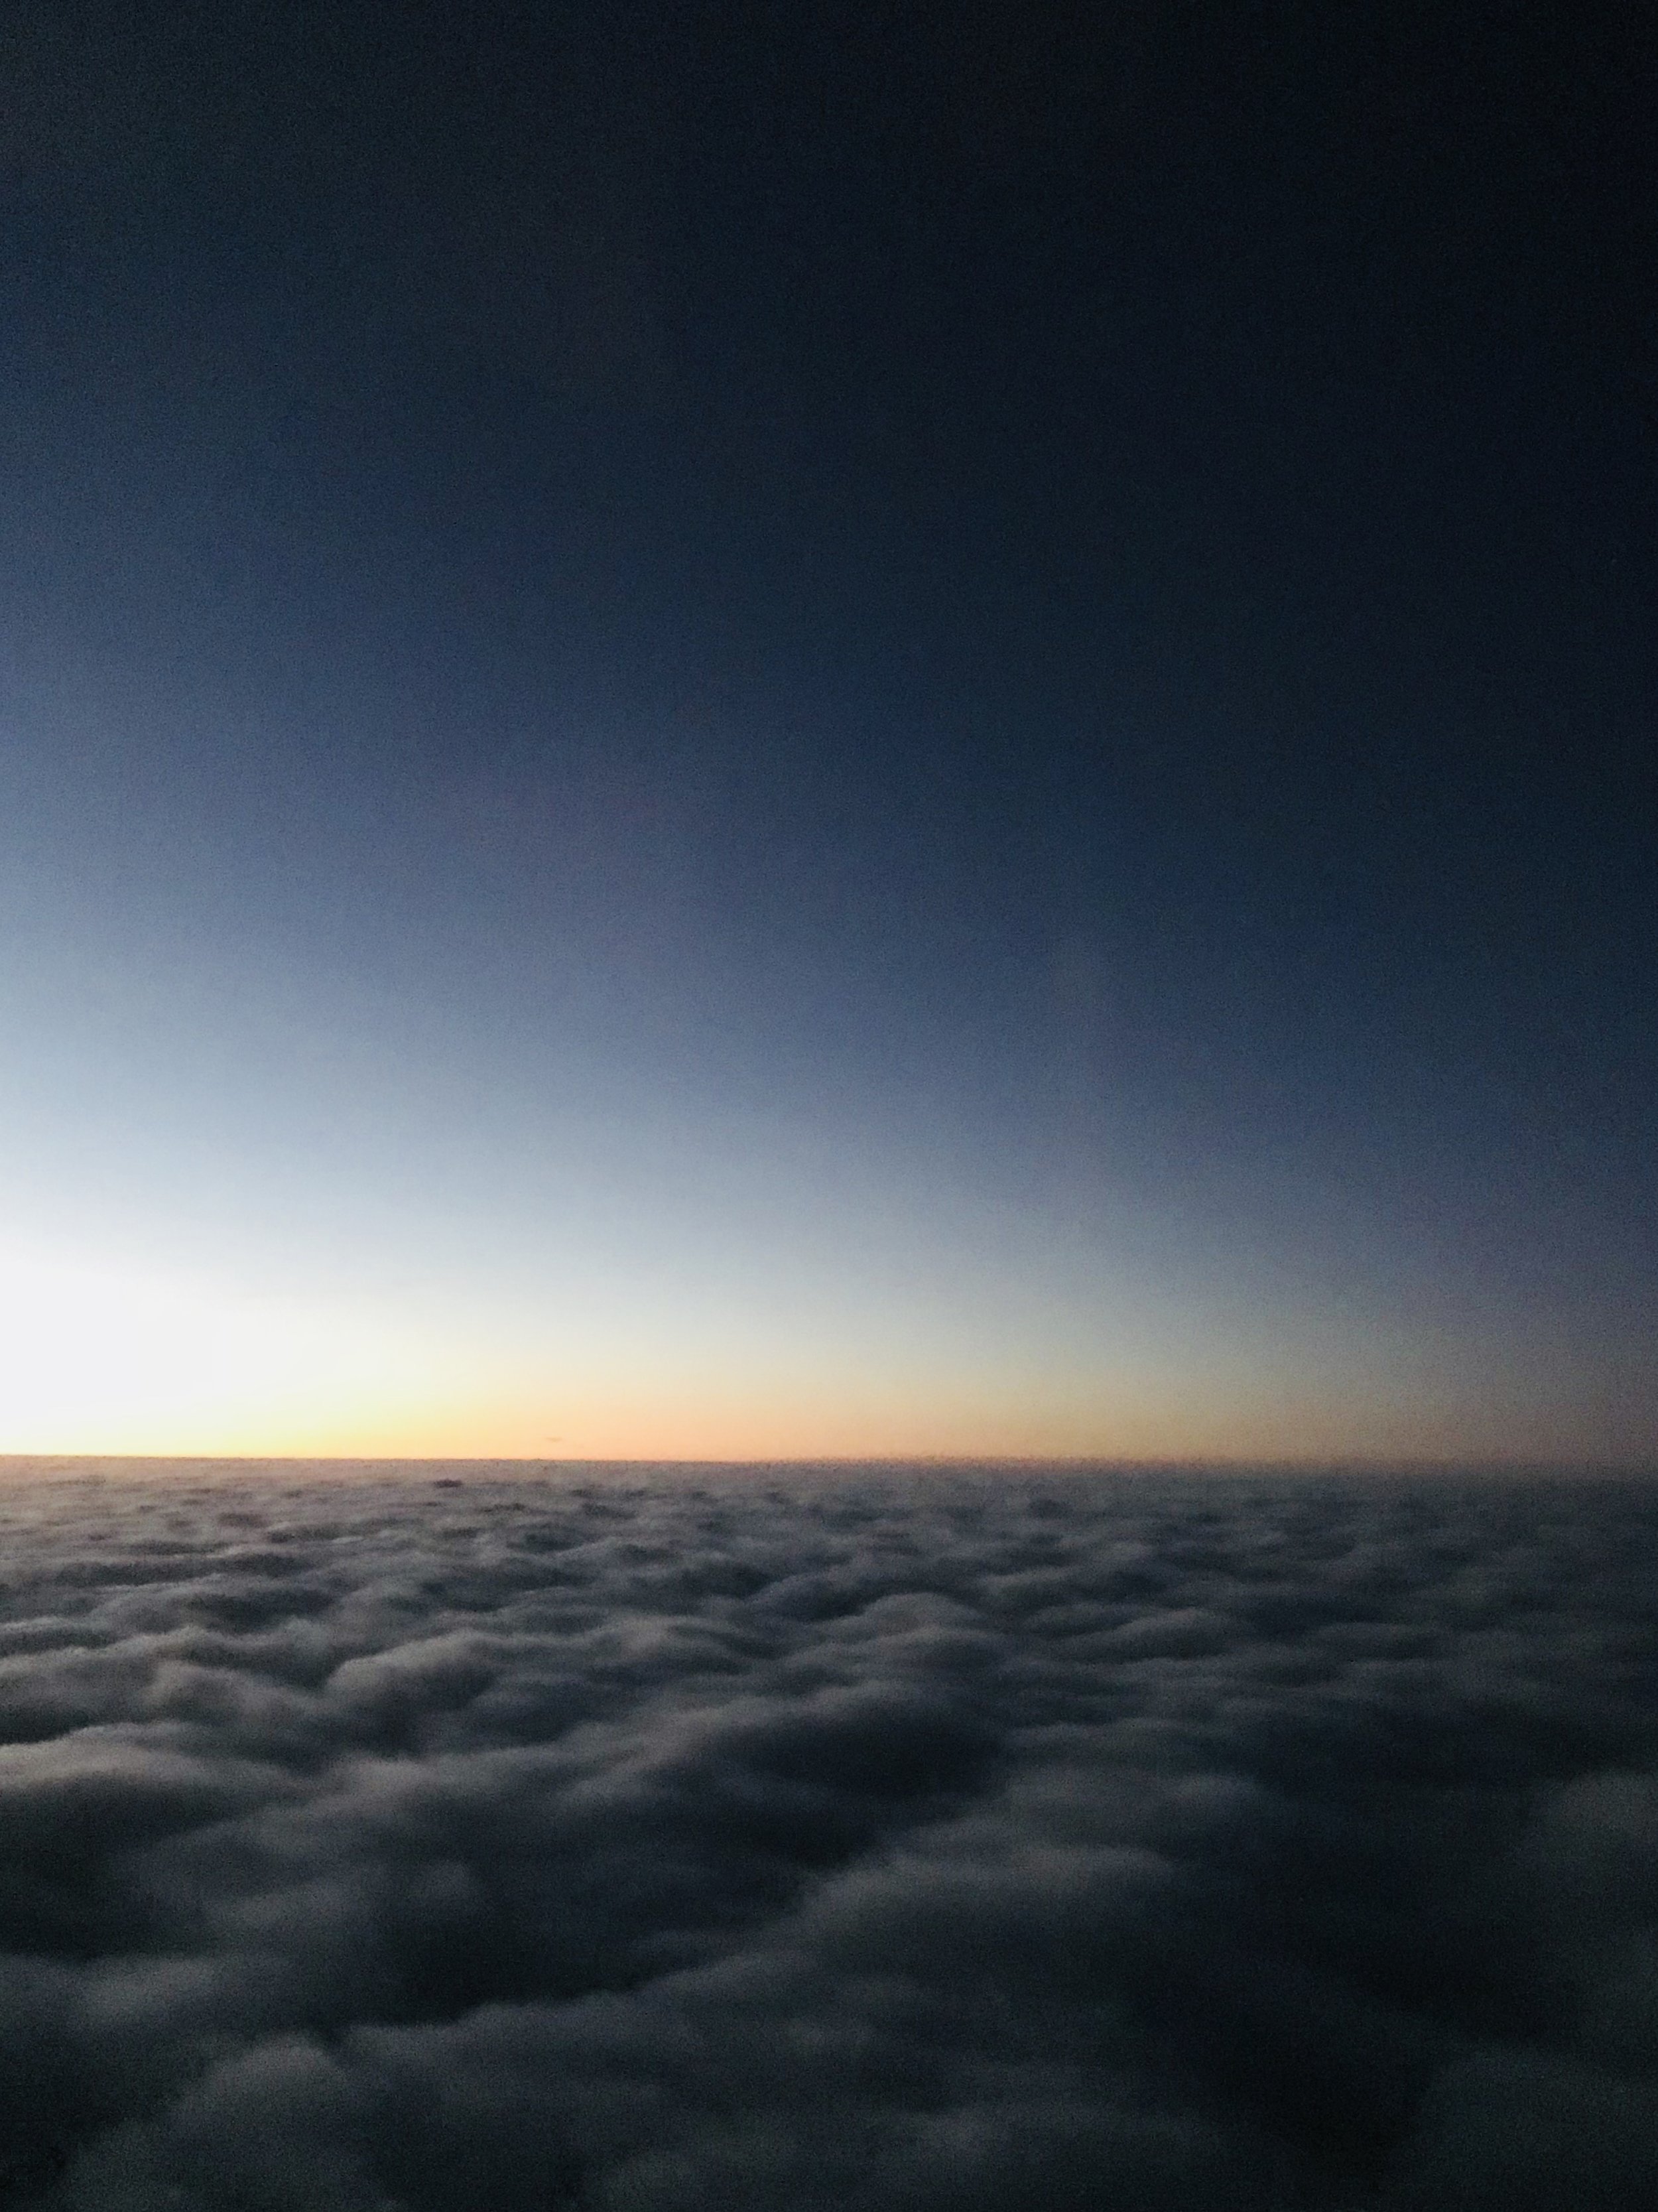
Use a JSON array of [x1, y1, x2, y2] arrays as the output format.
[[2, 0, 1653, 1460]]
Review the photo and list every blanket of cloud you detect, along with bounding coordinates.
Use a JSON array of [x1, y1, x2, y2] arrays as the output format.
[[1, 1460, 1656, 2212]]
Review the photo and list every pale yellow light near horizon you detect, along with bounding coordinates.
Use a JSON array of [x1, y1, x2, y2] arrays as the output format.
[[0, 1242, 1139, 1461], [0, 1243, 483, 1455], [0, 1238, 1571, 1466]]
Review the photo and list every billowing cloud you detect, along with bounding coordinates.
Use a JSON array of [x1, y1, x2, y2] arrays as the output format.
[[0, 1461, 1653, 2208]]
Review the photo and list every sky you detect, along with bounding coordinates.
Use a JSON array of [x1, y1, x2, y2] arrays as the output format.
[[1, 0, 1653, 1461]]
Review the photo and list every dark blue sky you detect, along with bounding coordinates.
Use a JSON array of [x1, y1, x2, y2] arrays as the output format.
[[2, 1, 1653, 1456]]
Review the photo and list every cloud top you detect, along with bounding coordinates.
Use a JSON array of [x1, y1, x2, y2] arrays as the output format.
[[0, 1461, 1654, 2208]]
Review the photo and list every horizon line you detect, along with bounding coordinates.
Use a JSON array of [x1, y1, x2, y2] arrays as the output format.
[[3, 1452, 1654, 1477]]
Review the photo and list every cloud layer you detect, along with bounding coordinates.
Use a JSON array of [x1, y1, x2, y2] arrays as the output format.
[[1, 1461, 1655, 2209]]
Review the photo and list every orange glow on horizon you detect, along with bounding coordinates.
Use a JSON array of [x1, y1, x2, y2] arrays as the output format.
[[1, 1241, 1640, 1467]]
